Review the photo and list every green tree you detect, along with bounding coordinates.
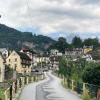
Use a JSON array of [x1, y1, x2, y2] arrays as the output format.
[[82, 62, 100, 85], [72, 36, 83, 48], [59, 56, 72, 78], [83, 38, 100, 49], [50, 37, 69, 53]]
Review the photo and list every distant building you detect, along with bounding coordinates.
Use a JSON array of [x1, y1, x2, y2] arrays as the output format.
[[6, 51, 32, 74], [65, 48, 84, 59], [82, 54, 93, 61], [83, 46, 93, 54], [0, 54, 5, 82], [50, 49, 63, 56], [0, 48, 8, 59], [20, 48, 38, 67]]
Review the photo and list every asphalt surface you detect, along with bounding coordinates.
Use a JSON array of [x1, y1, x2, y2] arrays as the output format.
[[36, 72, 82, 100], [20, 72, 82, 100]]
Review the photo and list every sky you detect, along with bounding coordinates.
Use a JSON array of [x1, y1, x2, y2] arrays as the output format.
[[0, 0, 100, 40]]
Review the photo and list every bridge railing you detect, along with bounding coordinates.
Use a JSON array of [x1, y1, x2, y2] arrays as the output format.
[[3, 74, 44, 100], [62, 78, 100, 100], [58, 74, 100, 100]]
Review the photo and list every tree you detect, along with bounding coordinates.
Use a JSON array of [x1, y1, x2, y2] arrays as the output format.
[[82, 62, 100, 85], [83, 38, 100, 49], [50, 37, 69, 53], [58, 56, 72, 78], [72, 36, 82, 48]]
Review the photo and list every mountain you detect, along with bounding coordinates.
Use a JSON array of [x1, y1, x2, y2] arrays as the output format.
[[0, 24, 55, 51]]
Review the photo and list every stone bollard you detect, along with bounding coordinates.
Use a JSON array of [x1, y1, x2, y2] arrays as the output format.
[[27, 77, 29, 84], [71, 80, 74, 91], [21, 77, 24, 87], [31, 77, 34, 82], [4, 89, 8, 100], [83, 83, 86, 95], [12, 82, 15, 97]]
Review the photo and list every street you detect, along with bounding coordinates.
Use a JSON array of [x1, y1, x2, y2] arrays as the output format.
[[20, 72, 82, 100]]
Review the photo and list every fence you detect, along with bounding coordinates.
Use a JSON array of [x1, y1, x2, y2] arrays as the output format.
[[0, 74, 44, 100], [61, 77, 100, 100]]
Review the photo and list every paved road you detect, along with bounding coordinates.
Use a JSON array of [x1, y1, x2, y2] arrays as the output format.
[[36, 72, 82, 100], [20, 72, 82, 100]]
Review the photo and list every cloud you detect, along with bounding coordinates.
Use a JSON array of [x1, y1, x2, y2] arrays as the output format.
[[0, 0, 100, 38], [75, 0, 100, 5]]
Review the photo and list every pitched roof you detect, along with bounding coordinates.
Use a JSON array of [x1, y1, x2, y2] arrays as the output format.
[[17, 51, 31, 61]]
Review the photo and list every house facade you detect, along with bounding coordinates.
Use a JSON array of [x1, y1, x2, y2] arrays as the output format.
[[0, 48, 8, 58], [65, 48, 84, 59], [50, 49, 63, 56], [6, 51, 32, 74]]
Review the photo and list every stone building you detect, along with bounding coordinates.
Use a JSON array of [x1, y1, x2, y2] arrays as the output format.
[[65, 48, 84, 59], [6, 51, 32, 75]]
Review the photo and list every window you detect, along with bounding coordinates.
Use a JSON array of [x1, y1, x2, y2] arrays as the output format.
[[9, 59, 11, 62], [15, 64, 17, 70], [15, 58, 17, 62]]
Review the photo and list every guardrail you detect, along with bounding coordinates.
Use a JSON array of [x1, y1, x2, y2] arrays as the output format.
[[55, 73, 100, 100], [0, 74, 44, 100]]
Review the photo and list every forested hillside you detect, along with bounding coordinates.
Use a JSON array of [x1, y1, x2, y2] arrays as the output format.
[[0, 24, 55, 51]]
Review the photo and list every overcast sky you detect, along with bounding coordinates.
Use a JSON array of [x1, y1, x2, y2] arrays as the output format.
[[0, 0, 100, 39]]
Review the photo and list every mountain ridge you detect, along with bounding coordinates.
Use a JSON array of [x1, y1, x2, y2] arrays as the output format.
[[0, 24, 55, 51]]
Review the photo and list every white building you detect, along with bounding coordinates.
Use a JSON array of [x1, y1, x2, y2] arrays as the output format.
[[50, 49, 63, 56], [0, 48, 8, 58], [82, 54, 93, 61]]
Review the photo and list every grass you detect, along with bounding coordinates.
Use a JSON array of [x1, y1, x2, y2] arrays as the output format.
[[0, 89, 5, 100]]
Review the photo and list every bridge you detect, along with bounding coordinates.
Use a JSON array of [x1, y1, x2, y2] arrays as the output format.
[[19, 72, 81, 100], [3, 71, 100, 100]]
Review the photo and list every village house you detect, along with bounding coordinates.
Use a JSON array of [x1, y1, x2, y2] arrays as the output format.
[[50, 49, 63, 56], [0, 48, 9, 59], [6, 51, 32, 75], [20, 48, 38, 67], [0, 54, 5, 82], [65, 48, 84, 59], [82, 54, 93, 61]]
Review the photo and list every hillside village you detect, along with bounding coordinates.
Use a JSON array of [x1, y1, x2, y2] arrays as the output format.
[[0, 45, 100, 82], [0, 48, 50, 82]]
